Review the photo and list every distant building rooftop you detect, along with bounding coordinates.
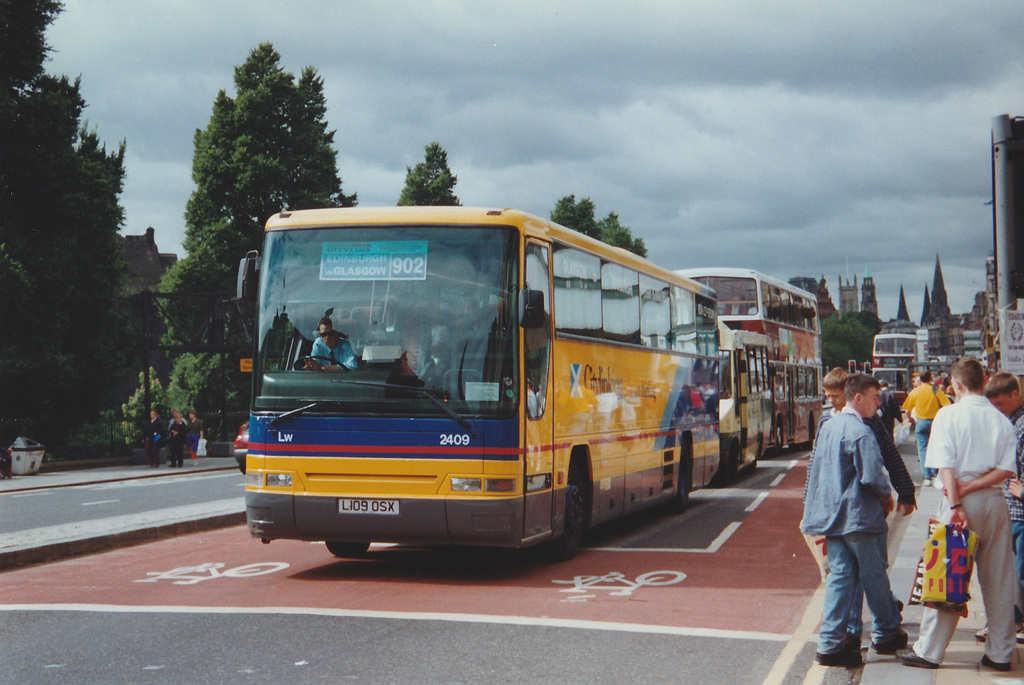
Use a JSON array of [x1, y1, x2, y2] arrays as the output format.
[[120, 227, 177, 295]]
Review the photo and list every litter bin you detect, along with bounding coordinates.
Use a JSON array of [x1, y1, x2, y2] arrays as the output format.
[[9, 437, 45, 475]]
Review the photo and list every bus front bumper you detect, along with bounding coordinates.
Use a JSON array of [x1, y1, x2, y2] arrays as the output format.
[[245, 490, 526, 548]]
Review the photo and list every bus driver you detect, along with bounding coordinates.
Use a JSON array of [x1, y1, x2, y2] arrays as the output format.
[[304, 316, 357, 371]]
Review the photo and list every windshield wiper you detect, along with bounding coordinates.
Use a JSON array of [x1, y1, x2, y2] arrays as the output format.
[[332, 379, 473, 432], [269, 400, 342, 427]]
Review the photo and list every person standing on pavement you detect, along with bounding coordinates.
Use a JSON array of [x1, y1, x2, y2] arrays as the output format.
[[168, 409, 188, 468], [143, 409, 165, 468], [807, 369, 916, 656], [877, 380, 902, 439], [802, 373, 906, 667], [976, 372, 1024, 644], [901, 371, 950, 486], [186, 409, 204, 465], [896, 359, 1018, 672]]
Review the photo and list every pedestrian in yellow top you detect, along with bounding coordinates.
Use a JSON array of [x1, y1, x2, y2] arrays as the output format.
[[902, 371, 951, 484]]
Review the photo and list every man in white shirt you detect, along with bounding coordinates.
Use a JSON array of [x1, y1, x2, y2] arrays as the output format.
[[896, 359, 1018, 672]]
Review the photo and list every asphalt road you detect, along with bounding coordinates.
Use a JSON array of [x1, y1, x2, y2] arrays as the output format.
[[0, 469, 245, 534], [1, 452, 833, 685]]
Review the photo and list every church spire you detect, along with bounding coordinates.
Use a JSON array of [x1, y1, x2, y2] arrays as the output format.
[[920, 286, 932, 326], [896, 285, 910, 321], [930, 254, 949, 317]]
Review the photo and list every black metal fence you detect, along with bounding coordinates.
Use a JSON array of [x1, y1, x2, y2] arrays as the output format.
[[0, 412, 249, 464]]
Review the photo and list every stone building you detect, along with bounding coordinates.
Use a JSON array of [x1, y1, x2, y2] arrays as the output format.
[[120, 226, 177, 295], [919, 255, 963, 359], [838, 275, 859, 313], [860, 268, 877, 316]]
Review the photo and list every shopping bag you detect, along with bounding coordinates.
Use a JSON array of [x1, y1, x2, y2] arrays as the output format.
[[801, 533, 829, 580], [893, 421, 912, 446], [908, 520, 979, 616], [197, 438, 208, 457]]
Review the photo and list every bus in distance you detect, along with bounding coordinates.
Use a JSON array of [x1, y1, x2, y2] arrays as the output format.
[[871, 330, 917, 402], [238, 207, 721, 560], [675, 267, 821, 450], [714, 322, 772, 485]]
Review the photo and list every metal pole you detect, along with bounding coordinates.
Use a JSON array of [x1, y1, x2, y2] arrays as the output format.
[[993, 115, 1015, 309], [142, 291, 152, 414]]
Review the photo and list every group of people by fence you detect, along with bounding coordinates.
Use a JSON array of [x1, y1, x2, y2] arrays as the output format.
[[142, 409, 205, 468]]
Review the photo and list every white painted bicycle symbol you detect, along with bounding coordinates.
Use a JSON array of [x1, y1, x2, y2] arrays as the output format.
[[553, 570, 686, 601], [134, 562, 289, 585]]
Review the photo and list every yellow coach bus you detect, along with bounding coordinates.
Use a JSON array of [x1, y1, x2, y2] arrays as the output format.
[[239, 207, 720, 560]]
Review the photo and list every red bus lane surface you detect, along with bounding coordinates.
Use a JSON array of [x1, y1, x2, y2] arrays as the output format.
[[2, 462, 820, 639]]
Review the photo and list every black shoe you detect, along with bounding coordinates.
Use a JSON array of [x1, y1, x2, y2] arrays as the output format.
[[981, 654, 1011, 672], [895, 649, 939, 669], [872, 629, 909, 655], [841, 634, 862, 654], [815, 649, 863, 667]]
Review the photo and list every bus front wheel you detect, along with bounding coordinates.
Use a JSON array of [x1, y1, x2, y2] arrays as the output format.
[[550, 472, 585, 562], [669, 448, 692, 513]]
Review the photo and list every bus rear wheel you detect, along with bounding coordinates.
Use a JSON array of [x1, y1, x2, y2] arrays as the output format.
[[325, 541, 370, 558]]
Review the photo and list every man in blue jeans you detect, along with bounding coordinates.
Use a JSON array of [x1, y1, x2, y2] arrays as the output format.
[[802, 373, 907, 667]]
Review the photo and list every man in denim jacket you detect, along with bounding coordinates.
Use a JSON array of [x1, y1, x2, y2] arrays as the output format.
[[802, 373, 906, 667]]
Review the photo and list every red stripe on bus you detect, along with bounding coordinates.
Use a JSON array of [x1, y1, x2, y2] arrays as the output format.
[[250, 442, 520, 456]]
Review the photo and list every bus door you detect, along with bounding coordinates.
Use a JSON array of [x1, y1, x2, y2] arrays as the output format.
[[522, 242, 554, 540], [787, 366, 797, 443], [735, 348, 750, 451]]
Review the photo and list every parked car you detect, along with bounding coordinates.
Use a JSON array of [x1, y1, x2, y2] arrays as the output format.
[[234, 421, 249, 474]]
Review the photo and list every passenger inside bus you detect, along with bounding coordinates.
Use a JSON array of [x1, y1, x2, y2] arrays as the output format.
[[418, 326, 452, 389]]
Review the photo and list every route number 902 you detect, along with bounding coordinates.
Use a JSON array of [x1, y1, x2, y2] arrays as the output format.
[[440, 433, 470, 446]]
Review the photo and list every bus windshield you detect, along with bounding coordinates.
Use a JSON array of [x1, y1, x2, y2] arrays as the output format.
[[253, 225, 518, 416], [699, 276, 758, 317], [874, 336, 915, 355]]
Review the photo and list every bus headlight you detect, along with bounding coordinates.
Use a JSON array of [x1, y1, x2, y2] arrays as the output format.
[[245, 473, 263, 487], [265, 473, 293, 488], [451, 477, 481, 492]]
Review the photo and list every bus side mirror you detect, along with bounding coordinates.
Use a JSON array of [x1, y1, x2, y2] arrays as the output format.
[[519, 288, 545, 328], [236, 251, 260, 303], [736, 358, 748, 374]]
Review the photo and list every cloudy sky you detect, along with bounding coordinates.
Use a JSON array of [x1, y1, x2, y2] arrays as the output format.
[[45, 1, 1024, 319]]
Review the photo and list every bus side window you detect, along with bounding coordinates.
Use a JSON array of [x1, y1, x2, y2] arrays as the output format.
[[524, 243, 551, 420]]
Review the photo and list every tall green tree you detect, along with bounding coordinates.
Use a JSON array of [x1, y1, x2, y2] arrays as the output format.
[[397, 142, 460, 206], [551, 195, 600, 239], [550, 196, 647, 257], [820, 311, 882, 372], [0, 0, 132, 419], [598, 211, 647, 258], [163, 42, 355, 298], [159, 43, 355, 423]]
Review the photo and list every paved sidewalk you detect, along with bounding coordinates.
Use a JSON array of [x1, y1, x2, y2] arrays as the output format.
[[0, 458, 245, 570], [860, 468, 1022, 684]]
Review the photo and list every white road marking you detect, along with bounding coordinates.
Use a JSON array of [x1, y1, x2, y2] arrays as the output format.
[[761, 584, 825, 685], [0, 603, 792, 642], [81, 500, 120, 507], [745, 492, 769, 512], [591, 521, 741, 554]]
